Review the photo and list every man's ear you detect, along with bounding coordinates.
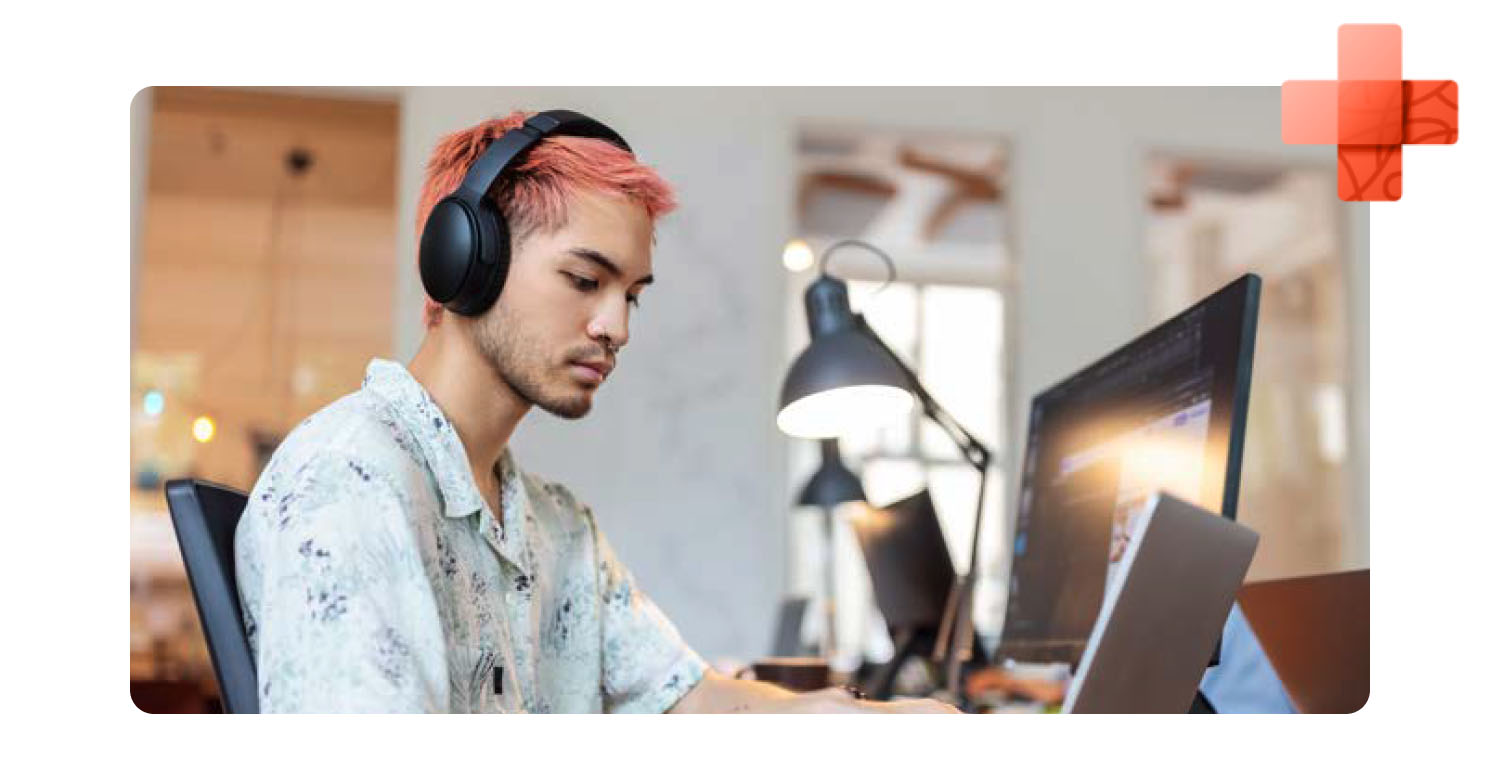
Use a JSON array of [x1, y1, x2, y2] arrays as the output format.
[[423, 300, 445, 329]]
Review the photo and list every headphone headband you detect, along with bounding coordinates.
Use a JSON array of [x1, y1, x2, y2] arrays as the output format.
[[458, 110, 632, 197]]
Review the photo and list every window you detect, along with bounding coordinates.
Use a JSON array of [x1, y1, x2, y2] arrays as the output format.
[[1144, 154, 1360, 579]]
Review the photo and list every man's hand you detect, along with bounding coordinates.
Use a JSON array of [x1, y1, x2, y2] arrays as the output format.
[[964, 667, 1068, 706], [670, 669, 962, 714]]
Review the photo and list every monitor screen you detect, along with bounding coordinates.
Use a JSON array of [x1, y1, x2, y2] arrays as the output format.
[[850, 489, 957, 631], [997, 274, 1261, 665]]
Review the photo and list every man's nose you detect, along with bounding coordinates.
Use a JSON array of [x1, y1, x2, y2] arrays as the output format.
[[587, 300, 630, 352]]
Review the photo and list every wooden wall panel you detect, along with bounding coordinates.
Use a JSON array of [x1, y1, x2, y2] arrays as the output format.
[[134, 87, 399, 496]]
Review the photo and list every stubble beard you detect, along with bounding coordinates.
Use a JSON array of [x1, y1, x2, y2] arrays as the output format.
[[472, 304, 593, 420]]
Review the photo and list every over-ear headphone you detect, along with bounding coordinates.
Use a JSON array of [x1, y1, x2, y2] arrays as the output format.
[[418, 110, 633, 316]]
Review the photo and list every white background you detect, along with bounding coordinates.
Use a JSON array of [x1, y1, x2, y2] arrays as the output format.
[[0, 0, 1492, 754]]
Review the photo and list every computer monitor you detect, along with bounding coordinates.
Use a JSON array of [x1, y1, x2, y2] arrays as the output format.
[[849, 489, 965, 699], [997, 274, 1261, 666], [770, 597, 812, 657], [850, 489, 956, 631]]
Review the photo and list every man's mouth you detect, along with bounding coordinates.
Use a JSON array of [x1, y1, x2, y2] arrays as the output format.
[[568, 358, 613, 385]]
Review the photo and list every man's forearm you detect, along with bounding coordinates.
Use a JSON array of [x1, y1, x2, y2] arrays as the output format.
[[668, 669, 959, 714], [670, 669, 822, 713]]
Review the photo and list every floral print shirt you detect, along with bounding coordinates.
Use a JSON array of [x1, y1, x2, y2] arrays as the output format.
[[234, 358, 707, 713]]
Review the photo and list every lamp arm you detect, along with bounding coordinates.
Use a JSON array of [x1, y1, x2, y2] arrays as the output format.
[[852, 314, 993, 700], [851, 314, 992, 475]]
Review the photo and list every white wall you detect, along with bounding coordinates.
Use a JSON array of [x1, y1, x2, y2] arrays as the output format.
[[393, 87, 1369, 660]]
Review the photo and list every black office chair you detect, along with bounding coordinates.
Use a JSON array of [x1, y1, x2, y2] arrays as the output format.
[[163, 479, 259, 713]]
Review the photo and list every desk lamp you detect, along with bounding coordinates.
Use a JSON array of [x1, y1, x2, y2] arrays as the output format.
[[778, 240, 993, 698]]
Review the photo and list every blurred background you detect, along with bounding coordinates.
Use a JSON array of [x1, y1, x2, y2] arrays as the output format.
[[129, 87, 1367, 710]]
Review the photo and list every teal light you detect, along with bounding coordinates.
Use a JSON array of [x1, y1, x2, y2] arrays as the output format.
[[143, 390, 165, 417]]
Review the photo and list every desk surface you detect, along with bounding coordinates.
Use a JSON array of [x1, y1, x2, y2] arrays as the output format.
[[1237, 568, 1370, 713]]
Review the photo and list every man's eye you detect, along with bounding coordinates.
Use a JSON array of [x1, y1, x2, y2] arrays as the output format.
[[566, 274, 598, 292], [627, 293, 642, 309]]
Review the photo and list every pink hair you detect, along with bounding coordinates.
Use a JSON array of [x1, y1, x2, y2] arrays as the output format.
[[415, 110, 678, 328]]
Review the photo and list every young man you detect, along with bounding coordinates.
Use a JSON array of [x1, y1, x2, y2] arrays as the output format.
[[234, 110, 957, 714]]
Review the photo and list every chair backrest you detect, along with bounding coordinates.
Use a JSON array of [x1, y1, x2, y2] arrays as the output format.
[[163, 479, 258, 714], [1236, 568, 1369, 713]]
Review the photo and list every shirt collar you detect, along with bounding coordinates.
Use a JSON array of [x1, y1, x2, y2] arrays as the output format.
[[493, 447, 534, 571], [362, 358, 532, 573]]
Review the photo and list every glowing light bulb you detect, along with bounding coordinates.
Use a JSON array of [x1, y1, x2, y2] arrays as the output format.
[[776, 385, 913, 439], [192, 415, 216, 444], [782, 239, 814, 272], [143, 390, 165, 417]]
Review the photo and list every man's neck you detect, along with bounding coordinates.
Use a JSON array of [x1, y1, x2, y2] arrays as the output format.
[[407, 323, 529, 520]]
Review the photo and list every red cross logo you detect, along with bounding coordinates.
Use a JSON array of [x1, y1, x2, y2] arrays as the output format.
[[1282, 24, 1458, 201]]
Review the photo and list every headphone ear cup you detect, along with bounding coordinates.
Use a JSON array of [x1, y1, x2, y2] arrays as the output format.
[[464, 202, 511, 316], [419, 196, 482, 311], [418, 193, 511, 317]]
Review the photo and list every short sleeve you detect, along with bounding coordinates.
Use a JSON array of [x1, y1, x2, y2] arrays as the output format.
[[235, 451, 450, 713], [588, 514, 707, 713]]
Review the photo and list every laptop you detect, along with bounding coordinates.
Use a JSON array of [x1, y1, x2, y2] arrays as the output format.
[[1063, 492, 1259, 713]]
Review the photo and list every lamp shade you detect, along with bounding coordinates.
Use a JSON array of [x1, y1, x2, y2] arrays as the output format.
[[797, 439, 867, 508], [777, 275, 915, 439]]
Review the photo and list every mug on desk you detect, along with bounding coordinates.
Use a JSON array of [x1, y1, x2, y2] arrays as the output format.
[[738, 656, 831, 692]]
